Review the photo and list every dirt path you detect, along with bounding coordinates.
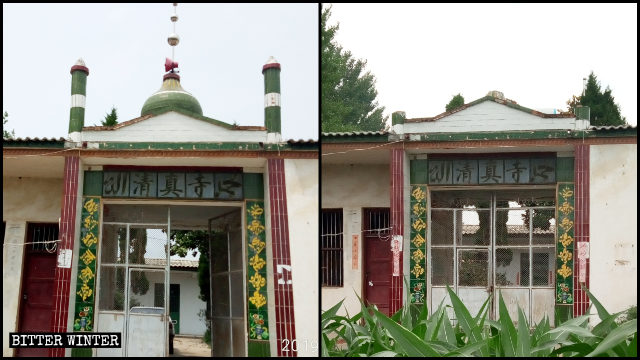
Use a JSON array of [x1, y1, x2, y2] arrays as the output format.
[[171, 335, 211, 357]]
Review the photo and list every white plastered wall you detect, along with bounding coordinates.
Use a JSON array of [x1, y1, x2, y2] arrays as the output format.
[[589, 144, 637, 321], [2, 177, 63, 356], [321, 164, 390, 318], [284, 159, 318, 356]]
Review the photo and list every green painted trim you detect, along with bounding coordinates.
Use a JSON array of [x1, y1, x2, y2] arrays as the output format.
[[69, 107, 85, 133], [556, 157, 575, 182], [71, 71, 87, 95], [246, 201, 269, 341], [71, 348, 93, 357], [248, 340, 271, 357], [243, 173, 264, 200], [410, 160, 429, 184], [556, 183, 574, 305], [2, 140, 65, 148], [555, 304, 573, 324], [141, 91, 203, 117], [83, 171, 103, 196], [321, 134, 389, 143], [264, 107, 281, 133], [263, 68, 280, 94], [96, 141, 317, 151]]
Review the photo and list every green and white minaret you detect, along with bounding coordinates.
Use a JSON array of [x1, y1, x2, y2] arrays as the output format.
[[263, 56, 281, 142], [68, 58, 89, 141]]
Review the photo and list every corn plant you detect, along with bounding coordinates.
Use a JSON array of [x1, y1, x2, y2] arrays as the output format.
[[321, 282, 637, 357]]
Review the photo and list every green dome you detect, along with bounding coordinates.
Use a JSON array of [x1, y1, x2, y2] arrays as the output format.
[[141, 74, 202, 116]]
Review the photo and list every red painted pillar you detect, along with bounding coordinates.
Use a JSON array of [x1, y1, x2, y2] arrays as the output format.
[[389, 149, 404, 314], [573, 145, 590, 317], [268, 158, 297, 357], [49, 155, 80, 357]]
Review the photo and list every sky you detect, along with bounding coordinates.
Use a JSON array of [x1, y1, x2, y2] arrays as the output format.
[[3, 3, 318, 141], [326, 3, 637, 126]]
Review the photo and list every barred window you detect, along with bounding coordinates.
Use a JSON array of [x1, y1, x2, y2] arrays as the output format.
[[321, 209, 343, 287], [26, 223, 59, 253]]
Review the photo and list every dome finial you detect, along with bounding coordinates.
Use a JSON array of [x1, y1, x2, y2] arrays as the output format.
[[167, 3, 180, 69]]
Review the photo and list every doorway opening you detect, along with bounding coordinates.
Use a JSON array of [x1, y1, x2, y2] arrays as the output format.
[[95, 203, 245, 357], [429, 189, 556, 325]]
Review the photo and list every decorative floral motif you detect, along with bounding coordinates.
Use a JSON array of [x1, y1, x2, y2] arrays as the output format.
[[249, 254, 266, 271], [412, 233, 425, 248], [411, 249, 425, 263], [248, 203, 264, 218], [558, 248, 573, 263], [83, 199, 99, 214], [559, 233, 574, 248], [411, 263, 424, 277], [560, 187, 574, 200], [557, 263, 572, 279], [83, 216, 98, 232], [411, 282, 425, 303], [82, 232, 98, 248], [412, 202, 426, 217], [80, 249, 96, 266], [77, 283, 93, 302], [79, 266, 95, 284], [412, 218, 426, 232], [558, 201, 574, 216], [249, 290, 267, 308], [559, 217, 574, 233], [411, 186, 426, 202], [249, 237, 266, 254], [249, 273, 266, 290], [247, 220, 265, 235]]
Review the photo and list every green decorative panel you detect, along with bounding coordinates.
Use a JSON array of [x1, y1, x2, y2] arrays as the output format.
[[243, 173, 264, 200], [246, 201, 269, 340], [409, 185, 427, 303], [73, 197, 100, 335], [248, 339, 271, 357], [556, 157, 575, 182], [556, 183, 574, 304], [83, 171, 103, 196], [410, 159, 429, 184]]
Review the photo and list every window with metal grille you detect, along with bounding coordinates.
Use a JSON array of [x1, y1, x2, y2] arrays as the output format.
[[321, 209, 343, 287], [26, 223, 59, 253]]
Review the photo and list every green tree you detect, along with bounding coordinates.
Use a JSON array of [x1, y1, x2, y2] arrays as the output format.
[[101, 106, 118, 126], [3, 111, 15, 139], [445, 93, 465, 112], [566, 72, 626, 126], [321, 5, 388, 133]]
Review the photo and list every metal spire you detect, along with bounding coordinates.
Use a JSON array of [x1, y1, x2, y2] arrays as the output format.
[[168, 3, 179, 62]]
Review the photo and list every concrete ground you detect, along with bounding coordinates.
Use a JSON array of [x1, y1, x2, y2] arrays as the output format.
[[170, 335, 211, 357]]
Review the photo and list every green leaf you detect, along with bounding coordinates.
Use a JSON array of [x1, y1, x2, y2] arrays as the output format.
[[445, 285, 487, 356], [372, 307, 442, 357], [586, 319, 637, 357], [626, 332, 637, 357], [497, 292, 517, 357], [444, 338, 490, 357], [441, 308, 458, 346], [549, 342, 594, 357], [516, 306, 530, 356], [370, 350, 398, 357], [547, 324, 596, 339], [322, 298, 345, 325]]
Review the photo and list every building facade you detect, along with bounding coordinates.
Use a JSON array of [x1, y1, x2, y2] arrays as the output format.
[[3, 56, 318, 357], [321, 91, 636, 328]]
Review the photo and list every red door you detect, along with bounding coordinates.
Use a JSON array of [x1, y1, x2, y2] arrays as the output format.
[[16, 223, 58, 357], [363, 209, 391, 316]]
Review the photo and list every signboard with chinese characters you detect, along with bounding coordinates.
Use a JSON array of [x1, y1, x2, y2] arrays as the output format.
[[103, 171, 243, 200], [428, 158, 555, 185]]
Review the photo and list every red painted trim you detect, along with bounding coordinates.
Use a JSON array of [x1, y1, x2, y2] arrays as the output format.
[[262, 62, 281, 73], [102, 165, 242, 172], [573, 145, 590, 317], [268, 158, 297, 357], [389, 149, 404, 314], [49, 156, 79, 357], [163, 72, 180, 81], [70, 65, 89, 75]]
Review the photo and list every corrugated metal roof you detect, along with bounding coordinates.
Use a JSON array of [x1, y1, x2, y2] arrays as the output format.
[[322, 131, 388, 136], [145, 258, 199, 268], [590, 124, 637, 130], [287, 139, 317, 144], [3, 137, 65, 142]]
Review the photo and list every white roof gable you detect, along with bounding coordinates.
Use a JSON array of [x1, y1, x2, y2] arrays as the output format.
[[81, 111, 267, 143], [402, 100, 580, 134]]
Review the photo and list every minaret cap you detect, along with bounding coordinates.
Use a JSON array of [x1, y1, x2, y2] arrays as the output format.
[[262, 56, 281, 73], [70, 58, 89, 75]]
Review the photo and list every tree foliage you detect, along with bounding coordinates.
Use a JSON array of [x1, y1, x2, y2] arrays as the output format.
[[566, 72, 626, 126], [321, 5, 388, 133], [3, 111, 15, 139], [101, 106, 118, 126], [446, 93, 465, 112]]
